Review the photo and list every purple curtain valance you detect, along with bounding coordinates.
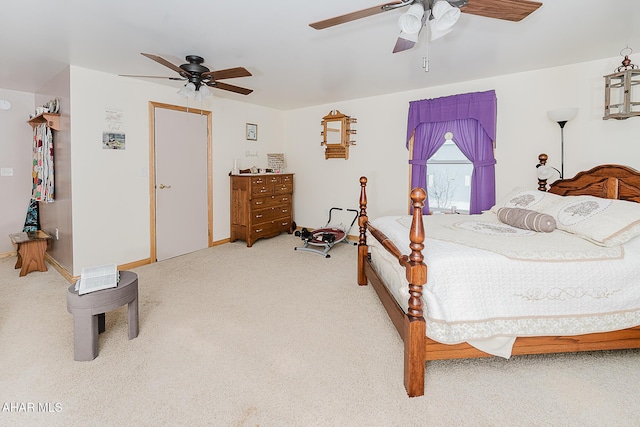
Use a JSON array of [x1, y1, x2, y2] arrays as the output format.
[[406, 90, 497, 148]]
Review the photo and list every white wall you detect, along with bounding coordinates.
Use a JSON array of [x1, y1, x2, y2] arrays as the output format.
[[284, 55, 640, 229], [68, 66, 284, 275], [0, 89, 36, 252], [209, 98, 285, 237], [8, 54, 640, 271]]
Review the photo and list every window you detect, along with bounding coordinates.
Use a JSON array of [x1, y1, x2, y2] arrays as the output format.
[[426, 132, 472, 213]]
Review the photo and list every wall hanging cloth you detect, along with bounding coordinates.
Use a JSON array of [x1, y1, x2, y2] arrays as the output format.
[[23, 199, 40, 233], [32, 123, 54, 202]]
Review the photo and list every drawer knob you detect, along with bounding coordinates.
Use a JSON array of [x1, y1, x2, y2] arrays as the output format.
[[256, 214, 263, 218]]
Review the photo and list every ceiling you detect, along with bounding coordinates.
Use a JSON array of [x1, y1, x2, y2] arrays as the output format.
[[1, 0, 639, 110]]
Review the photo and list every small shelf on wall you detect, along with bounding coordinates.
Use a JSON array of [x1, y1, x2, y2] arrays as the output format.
[[28, 113, 60, 131]]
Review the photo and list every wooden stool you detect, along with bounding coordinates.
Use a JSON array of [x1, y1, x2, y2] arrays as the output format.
[[9, 231, 51, 276], [66, 271, 139, 361]]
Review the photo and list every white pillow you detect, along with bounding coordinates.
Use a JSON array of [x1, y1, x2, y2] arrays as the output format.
[[540, 195, 640, 246], [491, 187, 563, 213]]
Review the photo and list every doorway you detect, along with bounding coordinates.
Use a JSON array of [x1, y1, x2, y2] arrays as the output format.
[[149, 102, 213, 262]]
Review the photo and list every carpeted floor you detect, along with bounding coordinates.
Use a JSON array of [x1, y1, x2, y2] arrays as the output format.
[[1, 234, 639, 426]]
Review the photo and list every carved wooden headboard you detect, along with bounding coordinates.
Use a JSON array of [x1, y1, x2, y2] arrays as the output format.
[[537, 153, 640, 203]]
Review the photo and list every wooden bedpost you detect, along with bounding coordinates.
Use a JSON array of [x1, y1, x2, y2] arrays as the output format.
[[358, 177, 369, 286], [404, 187, 427, 397], [537, 153, 549, 191]]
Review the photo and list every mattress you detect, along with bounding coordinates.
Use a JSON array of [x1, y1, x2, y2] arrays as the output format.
[[368, 213, 640, 358]]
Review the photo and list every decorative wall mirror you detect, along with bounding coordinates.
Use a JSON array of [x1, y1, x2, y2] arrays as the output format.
[[320, 110, 357, 159]]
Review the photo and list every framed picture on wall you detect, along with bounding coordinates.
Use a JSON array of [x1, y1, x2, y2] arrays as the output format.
[[246, 123, 258, 141]]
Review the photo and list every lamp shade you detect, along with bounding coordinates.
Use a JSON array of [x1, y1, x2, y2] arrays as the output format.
[[536, 165, 558, 180], [199, 85, 211, 97], [429, 19, 453, 41], [547, 107, 578, 123], [178, 82, 197, 98], [398, 3, 425, 34], [432, 0, 461, 31]]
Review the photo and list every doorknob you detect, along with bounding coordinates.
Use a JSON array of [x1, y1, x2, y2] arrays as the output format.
[[158, 184, 172, 189]]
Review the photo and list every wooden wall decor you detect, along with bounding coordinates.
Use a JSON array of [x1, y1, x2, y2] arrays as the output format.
[[320, 110, 357, 160], [28, 113, 61, 131]]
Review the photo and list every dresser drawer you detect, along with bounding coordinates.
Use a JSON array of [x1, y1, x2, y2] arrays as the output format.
[[251, 182, 274, 197], [251, 176, 268, 186], [251, 219, 291, 239], [252, 205, 292, 224], [274, 182, 293, 195], [273, 218, 292, 234], [275, 194, 291, 204], [251, 194, 291, 208]]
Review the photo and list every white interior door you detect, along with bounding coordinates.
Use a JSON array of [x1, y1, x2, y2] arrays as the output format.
[[154, 107, 209, 261]]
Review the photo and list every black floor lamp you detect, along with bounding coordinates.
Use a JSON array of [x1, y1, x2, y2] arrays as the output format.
[[546, 107, 579, 179]]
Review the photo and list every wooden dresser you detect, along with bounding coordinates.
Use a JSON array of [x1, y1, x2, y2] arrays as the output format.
[[230, 173, 294, 247]]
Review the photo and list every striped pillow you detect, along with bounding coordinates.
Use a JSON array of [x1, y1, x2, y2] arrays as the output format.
[[497, 207, 556, 233]]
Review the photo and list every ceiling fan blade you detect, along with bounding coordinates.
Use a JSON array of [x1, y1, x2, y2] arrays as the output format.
[[309, 1, 410, 30], [119, 74, 186, 81], [392, 34, 417, 53], [201, 67, 252, 80], [141, 53, 189, 75], [207, 81, 253, 95], [461, 0, 542, 22]]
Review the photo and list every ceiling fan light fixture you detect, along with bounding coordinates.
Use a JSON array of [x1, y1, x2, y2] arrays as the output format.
[[398, 3, 425, 34], [199, 85, 212, 98], [178, 82, 197, 98], [429, 19, 453, 40], [194, 85, 211, 101], [431, 0, 461, 31]]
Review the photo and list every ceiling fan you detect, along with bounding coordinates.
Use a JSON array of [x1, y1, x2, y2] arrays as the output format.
[[310, 0, 542, 53], [121, 53, 253, 96]]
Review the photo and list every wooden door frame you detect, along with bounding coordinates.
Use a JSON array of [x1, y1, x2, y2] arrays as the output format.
[[148, 101, 213, 263]]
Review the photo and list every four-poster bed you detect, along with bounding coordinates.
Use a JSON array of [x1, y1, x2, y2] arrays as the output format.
[[357, 157, 640, 397]]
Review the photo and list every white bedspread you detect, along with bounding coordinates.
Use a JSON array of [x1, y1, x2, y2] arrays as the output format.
[[368, 213, 640, 358], [397, 213, 623, 261]]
